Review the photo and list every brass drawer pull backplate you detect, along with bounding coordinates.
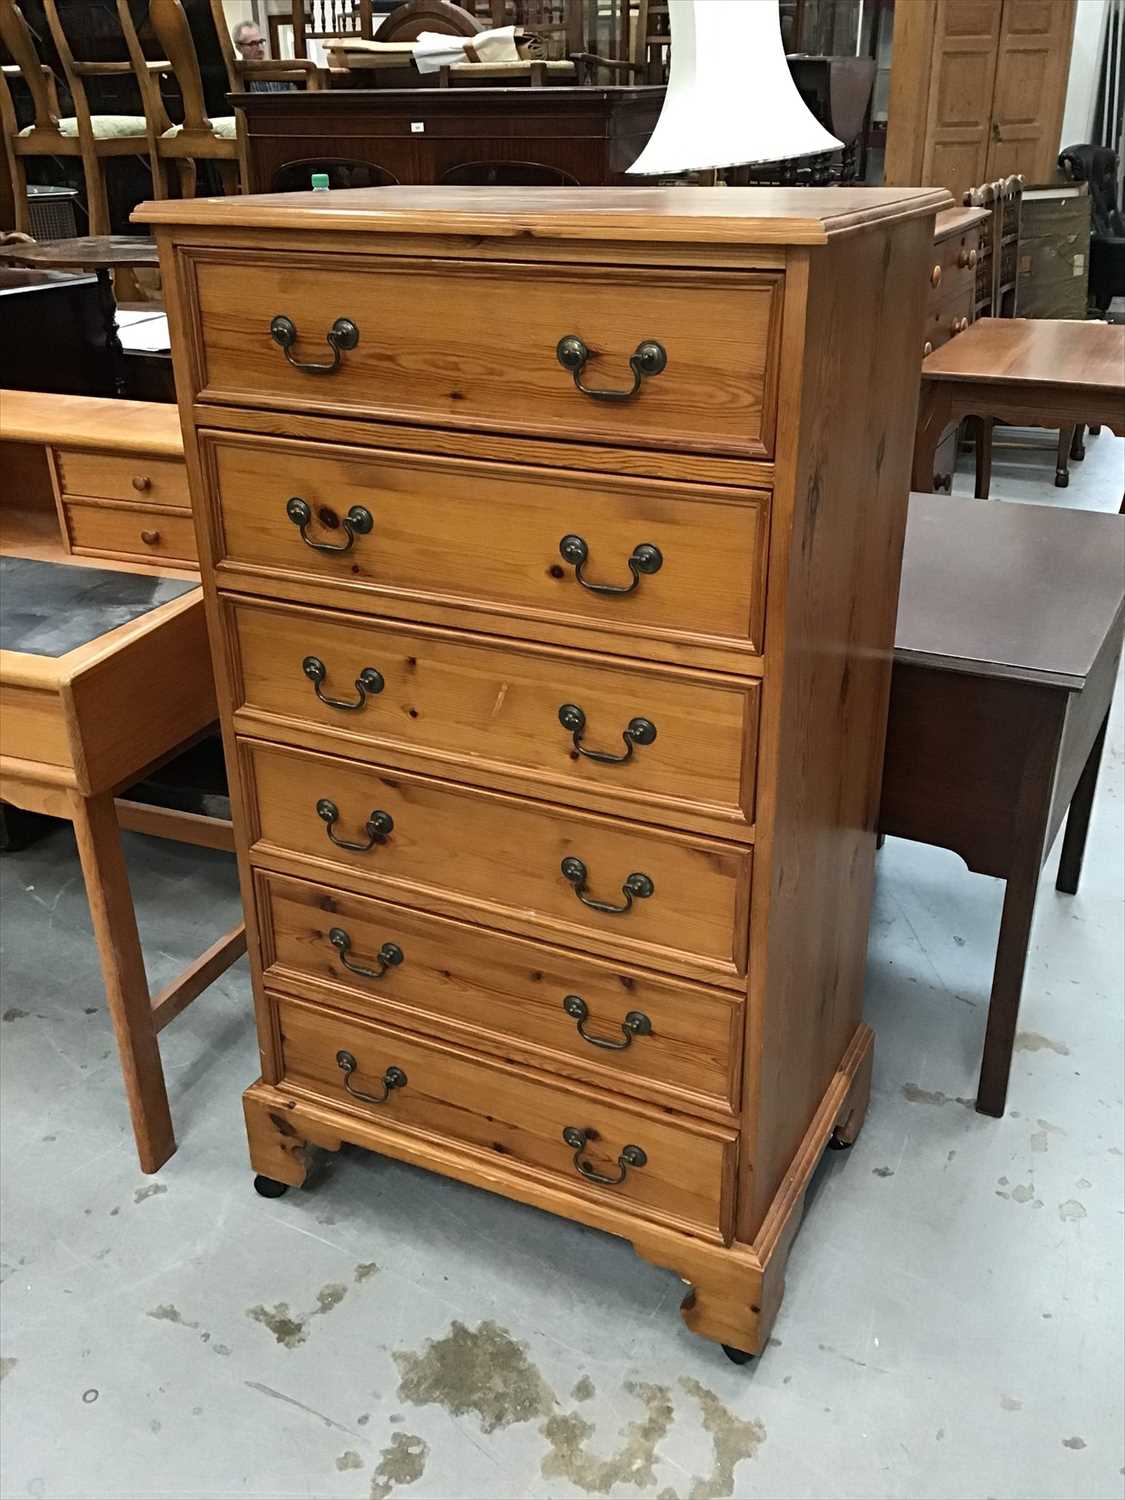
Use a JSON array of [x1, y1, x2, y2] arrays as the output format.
[[562, 994, 652, 1050], [562, 1126, 647, 1185], [270, 314, 359, 374], [316, 798, 394, 852], [556, 335, 667, 402], [336, 1050, 406, 1104], [558, 534, 662, 596], [329, 928, 404, 980], [286, 497, 373, 554], [303, 655, 384, 711], [561, 856, 653, 914], [558, 703, 656, 765]]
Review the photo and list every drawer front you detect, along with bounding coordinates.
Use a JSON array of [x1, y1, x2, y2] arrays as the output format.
[[226, 596, 758, 831], [275, 991, 736, 1238], [189, 252, 781, 460], [242, 739, 750, 986], [258, 870, 741, 1115], [921, 298, 972, 359], [54, 450, 190, 510], [927, 230, 980, 306], [203, 435, 768, 654], [64, 502, 198, 566]]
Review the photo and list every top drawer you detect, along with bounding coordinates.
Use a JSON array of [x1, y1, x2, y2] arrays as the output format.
[[54, 450, 191, 510], [184, 251, 782, 461]]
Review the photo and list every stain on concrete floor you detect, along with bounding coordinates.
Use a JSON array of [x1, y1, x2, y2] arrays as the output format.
[[369, 1431, 428, 1500], [394, 1321, 553, 1433]]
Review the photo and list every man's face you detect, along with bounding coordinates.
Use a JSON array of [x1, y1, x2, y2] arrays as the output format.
[[237, 26, 266, 60]]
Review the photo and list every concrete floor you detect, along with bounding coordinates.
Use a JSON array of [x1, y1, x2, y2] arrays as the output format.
[[1, 431, 1123, 1500]]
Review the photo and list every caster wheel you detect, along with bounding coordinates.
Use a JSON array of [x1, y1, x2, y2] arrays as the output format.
[[253, 1174, 289, 1199], [827, 1126, 854, 1151], [722, 1344, 754, 1365]]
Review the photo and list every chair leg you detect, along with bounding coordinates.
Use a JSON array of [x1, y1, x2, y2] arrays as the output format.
[[215, 159, 239, 195], [1069, 424, 1086, 462], [79, 144, 112, 236], [5, 149, 30, 234], [69, 789, 174, 1173], [974, 416, 994, 499], [1055, 427, 1072, 487], [1089, 424, 1102, 436], [176, 158, 198, 200]]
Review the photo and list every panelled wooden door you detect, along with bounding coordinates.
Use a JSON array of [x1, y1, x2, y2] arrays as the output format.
[[921, 0, 1003, 203], [985, 0, 1077, 183]]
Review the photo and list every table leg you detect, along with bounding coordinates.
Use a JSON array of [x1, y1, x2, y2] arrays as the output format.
[[96, 267, 127, 398], [976, 745, 1056, 1118], [70, 789, 174, 1173], [1056, 713, 1110, 896], [912, 384, 952, 492], [974, 417, 994, 499]]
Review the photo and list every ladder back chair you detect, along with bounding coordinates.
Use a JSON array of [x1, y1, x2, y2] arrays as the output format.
[[116, 0, 239, 201], [0, 0, 149, 236]]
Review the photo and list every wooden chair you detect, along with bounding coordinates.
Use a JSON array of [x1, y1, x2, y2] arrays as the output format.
[[115, 0, 239, 201], [286, 0, 376, 57], [208, 0, 323, 96], [572, 0, 669, 85], [0, 0, 149, 237]]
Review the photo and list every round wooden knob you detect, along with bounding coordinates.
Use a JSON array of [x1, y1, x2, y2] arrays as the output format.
[[958, 247, 978, 269], [930, 263, 942, 288], [140, 528, 160, 545], [923, 340, 933, 357], [132, 475, 151, 492]]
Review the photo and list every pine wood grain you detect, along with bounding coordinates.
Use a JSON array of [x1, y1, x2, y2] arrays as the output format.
[[224, 594, 759, 837], [240, 737, 751, 988], [256, 869, 742, 1119], [275, 990, 736, 1239], [187, 252, 782, 459]]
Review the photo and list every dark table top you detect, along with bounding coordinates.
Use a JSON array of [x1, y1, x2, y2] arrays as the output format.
[[0, 557, 197, 658], [895, 494, 1125, 689], [0, 236, 159, 271]]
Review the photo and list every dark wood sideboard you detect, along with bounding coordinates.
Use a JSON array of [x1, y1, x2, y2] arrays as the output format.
[[232, 86, 665, 191]]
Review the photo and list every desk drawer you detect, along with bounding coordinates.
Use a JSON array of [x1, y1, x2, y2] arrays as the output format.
[[225, 596, 758, 832], [258, 870, 741, 1116], [203, 434, 769, 656], [274, 991, 736, 1239], [189, 252, 781, 460], [242, 739, 751, 987], [54, 450, 190, 510], [64, 501, 198, 566]]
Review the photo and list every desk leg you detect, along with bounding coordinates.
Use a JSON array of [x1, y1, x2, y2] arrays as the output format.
[[912, 385, 953, 492], [1056, 713, 1109, 896], [974, 417, 993, 499], [70, 790, 174, 1173], [976, 733, 1057, 1118]]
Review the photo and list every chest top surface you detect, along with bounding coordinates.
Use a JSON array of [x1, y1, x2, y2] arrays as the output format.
[[134, 184, 951, 246]]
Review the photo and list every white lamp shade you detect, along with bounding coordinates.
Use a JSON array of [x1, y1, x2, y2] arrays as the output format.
[[627, 0, 843, 176]]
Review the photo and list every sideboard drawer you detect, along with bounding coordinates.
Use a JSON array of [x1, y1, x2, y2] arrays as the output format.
[[203, 434, 769, 656], [274, 991, 736, 1239], [188, 252, 781, 460], [64, 502, 198, 566], [54, 450, 191, 510], [242, 738, 751, 987], [258, 870, 742, 1115], [225, 596, 759, 832]]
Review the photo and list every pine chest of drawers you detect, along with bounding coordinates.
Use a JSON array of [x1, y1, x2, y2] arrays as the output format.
[[139, 184, 947, 1359]]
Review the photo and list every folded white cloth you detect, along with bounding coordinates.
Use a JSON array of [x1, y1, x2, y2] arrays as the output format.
[[162, 116, 237, 139], [413, 25, 522, 74], [20, 114, 146, 140]]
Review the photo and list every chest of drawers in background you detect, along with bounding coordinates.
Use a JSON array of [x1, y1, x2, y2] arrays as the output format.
[[139, 185, 947, 1360], [922, 205, 991, 492]]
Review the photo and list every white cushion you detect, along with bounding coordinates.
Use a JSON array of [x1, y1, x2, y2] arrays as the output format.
[[19, 114, 146, 140], [161, 116, 237, 140]]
